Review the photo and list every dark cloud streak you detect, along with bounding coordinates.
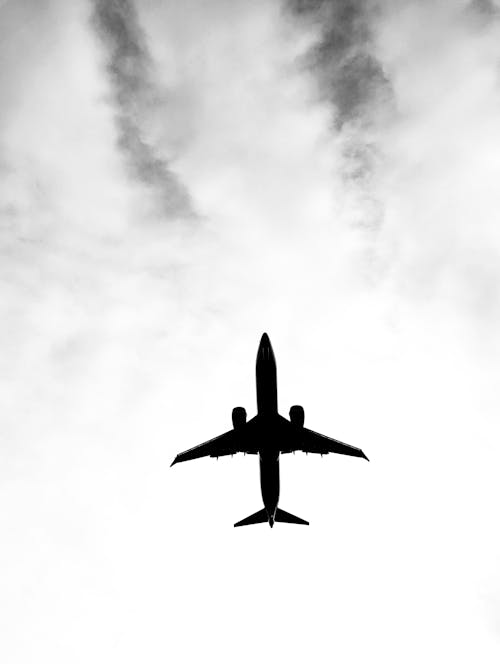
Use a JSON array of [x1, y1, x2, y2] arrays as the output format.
[[91, 0, 195, 219], [468, 0, 499, 17], [288, 0, 390, 129], [287, 0, 392, 236]]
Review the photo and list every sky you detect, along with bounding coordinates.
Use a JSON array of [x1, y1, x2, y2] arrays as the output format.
[[1, 0, 500, 661]]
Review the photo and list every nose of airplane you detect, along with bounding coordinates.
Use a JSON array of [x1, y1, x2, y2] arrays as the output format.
[[257, 332, 276, 368], [257, 333, 274, 363]]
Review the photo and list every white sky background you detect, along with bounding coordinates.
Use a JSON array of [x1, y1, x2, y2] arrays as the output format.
[[1, 0, 500, 661]]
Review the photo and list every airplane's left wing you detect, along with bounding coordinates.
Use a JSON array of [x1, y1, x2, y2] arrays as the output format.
[[171, 419, 259, 466], [280, 422, 369, 461]]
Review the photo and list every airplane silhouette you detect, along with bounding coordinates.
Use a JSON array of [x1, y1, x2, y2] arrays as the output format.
[[171, 333, 369, 527]]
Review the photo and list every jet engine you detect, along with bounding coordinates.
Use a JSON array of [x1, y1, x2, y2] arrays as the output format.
[[232, 407, 247, 429], [289, 405, 304, 427]]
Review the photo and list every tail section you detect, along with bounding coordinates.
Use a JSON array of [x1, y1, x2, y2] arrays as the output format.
[[275, 508, 309, 526], [234, 508, 268, 527], [234, 507, 309, 527]]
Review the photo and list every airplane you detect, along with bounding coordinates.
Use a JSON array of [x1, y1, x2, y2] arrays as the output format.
[[171, 333, 369, 527]]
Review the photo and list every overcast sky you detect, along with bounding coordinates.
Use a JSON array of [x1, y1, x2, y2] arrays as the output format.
[[1, 0, 500, 661]]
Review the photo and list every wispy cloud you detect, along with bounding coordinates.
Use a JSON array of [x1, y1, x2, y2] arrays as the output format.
[[286, 0, 393, 237], [1, 1, 500, 662], [286, 1, 500, 327], [91, 0, 195, 219], [289, 0, 391, 128]]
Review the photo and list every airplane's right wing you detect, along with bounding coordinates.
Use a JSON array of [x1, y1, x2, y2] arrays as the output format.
[[171, 419, 259, 466], [281, 422, 369, 461]]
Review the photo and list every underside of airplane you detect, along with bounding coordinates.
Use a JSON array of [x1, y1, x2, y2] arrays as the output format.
[[171, 334, 368, 527]]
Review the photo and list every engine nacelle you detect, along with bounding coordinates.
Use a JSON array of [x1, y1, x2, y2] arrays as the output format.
[[232, 407, 247, 429], [289, 405, 305, 427]]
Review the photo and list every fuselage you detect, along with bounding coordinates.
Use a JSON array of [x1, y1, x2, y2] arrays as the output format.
[[172, 331, 366, 527], [256, 333, 280, 527], [256, 333, 278, 416]]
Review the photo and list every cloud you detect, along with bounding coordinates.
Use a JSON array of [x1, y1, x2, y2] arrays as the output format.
[[289, 0, 391, 128], [284, 1, 500, 331], [1, 1, 500, 662], [468, 0, 500, 17], [284, 0, 394, 243], [368, 2, 500, 326], [91, 0, 196, 219]]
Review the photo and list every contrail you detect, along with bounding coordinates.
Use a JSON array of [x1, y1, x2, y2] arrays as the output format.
[[289, 0, 390, 129], [91, 0, 196, 219], [287, 0, 392, 231]]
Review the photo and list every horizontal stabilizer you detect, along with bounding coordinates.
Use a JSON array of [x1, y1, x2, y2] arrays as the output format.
[[275, 508, 309, 526], [234, 508, 268, 528]]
